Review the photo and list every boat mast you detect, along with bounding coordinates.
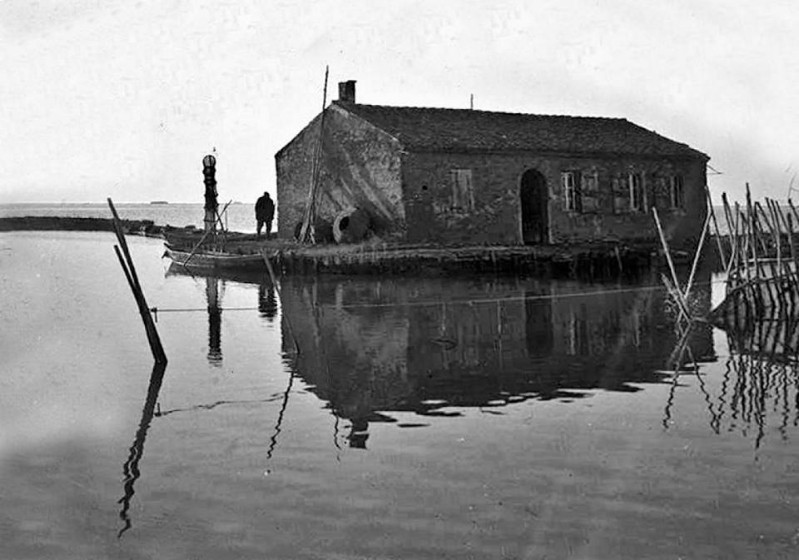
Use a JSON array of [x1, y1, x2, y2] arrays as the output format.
[[299, 66, 330, 244]]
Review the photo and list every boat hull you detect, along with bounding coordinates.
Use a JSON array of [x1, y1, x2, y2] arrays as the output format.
[[165, 246, 266, 271]]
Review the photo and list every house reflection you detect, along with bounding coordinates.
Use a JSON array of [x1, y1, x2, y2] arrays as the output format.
[[279, 275, 715, 448]]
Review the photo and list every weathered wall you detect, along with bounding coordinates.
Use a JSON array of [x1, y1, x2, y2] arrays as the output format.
[[275, 105, 405, 241], [402, 151, 708, 248]]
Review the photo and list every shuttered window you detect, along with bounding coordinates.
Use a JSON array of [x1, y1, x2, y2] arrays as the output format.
[[629, 173, 644, 212], [670, 175, 685, 209], [450, 169, 474, 210], [580, 170, 599, 212], [562, 171, 582, 212]]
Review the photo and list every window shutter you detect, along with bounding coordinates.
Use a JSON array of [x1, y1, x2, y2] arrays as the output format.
[[654, 177, 667, 209], [450, 169, 474, 210], [465, 170, 474, 210], [612, 175, 628, 214], [580, 171, 601, 212]]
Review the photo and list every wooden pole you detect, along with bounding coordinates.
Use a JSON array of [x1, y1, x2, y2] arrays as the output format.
[[768, 199, 790, 278], [788, 213, 799, 279], [213, 199, 233, 249], [705, 184, 727, 269], [183, 200, 233, 267], [684, 210, 711, 299], [746, 185, 762, 281], [765, 199, 787, 310], [299, 66, 330, 244], [753, 200, 778, 311], [662, 273, 692, 322], [770, 200, 799, 319], [652, 207, 692, 320], [725, 203, 742, 281], [738, 203, 750, 286], [108, 198, 167, 364], [788, 199, 799, 225]]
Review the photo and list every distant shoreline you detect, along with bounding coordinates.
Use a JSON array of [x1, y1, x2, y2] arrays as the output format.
[[0, 216, 164, 235]]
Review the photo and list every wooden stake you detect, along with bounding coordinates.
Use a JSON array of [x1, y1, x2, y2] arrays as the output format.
[[737, 203, 749, 285], [183, 200, 233, 267], [788, 213, 798, 278], [705, 184, 727, 269], [108, 198, 167, 364], [746, 185, 762, 281], [684, 210, 711, 299], [652, 207, 692, 319], [768, 199, 789, 278], [726, 206, 741, 281]]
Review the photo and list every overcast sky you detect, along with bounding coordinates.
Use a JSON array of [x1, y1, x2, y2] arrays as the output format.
[[1, 0, 797, 204]]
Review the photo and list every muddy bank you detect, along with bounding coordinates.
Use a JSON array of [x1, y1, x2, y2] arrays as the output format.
[[0, 216, 165, 236], [268, 242, 662, 280]]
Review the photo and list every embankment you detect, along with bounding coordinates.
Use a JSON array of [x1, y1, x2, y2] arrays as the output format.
[[0, 216, 164, 236]]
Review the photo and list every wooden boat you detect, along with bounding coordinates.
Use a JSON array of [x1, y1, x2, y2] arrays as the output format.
[[164, 245, 266, 271], [165, 260, 271, 284]]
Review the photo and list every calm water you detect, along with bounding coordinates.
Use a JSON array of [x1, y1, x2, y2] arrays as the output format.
[[2, 231, 799, 559]]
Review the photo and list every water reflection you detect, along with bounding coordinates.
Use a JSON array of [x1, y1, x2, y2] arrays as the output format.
[[279, 276, 716, 448], [118, 362, 167, 538], [258, 283, 278, 322], [696, 308, 799, 449], [166, 264, 277, 364], [206, 277, 222, 366]]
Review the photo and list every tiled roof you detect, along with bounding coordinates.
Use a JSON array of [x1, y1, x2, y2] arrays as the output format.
[[337, 102, 707, 159]]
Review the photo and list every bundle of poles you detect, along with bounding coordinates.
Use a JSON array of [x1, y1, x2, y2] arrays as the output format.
[[717, 185, 799, 320], [108, 198, 167, 364], [653, 184, 799, 325]]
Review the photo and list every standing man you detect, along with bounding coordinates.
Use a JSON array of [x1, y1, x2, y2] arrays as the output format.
[[255, 191, 275, 239]]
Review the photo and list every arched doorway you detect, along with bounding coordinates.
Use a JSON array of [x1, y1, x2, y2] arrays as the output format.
[[520, 169, 548, 244]]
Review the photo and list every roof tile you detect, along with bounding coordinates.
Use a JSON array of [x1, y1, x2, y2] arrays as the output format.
[[337, 102, 707, 159]]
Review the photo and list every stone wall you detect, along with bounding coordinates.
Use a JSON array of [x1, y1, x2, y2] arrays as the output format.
[[277, 104, 707, 249], [402, 151, 707, 249], [275, 105, 405, 241]]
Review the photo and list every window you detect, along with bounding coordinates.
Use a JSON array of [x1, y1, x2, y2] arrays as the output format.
[[450, 169, 474, 210], [580, 171, 600, 212], [562, 171, 582, 212], [628, 173, 644, 212], [581, 171, 599, 193], [670, 175, 685, 209]]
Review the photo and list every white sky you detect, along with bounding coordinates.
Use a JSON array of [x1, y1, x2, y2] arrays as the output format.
[[1, 0, 797, 204]]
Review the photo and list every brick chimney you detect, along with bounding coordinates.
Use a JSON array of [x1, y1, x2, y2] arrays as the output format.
[[338, 80, 356, 103]]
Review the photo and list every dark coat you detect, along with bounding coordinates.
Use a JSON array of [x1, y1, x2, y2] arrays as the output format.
[[255, 194, 275, 220]]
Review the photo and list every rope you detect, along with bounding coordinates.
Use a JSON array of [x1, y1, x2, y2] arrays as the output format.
[[150, 279, 724, 314]]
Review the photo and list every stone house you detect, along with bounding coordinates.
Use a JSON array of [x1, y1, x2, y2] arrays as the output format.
[[275, 81, 709, 247]]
